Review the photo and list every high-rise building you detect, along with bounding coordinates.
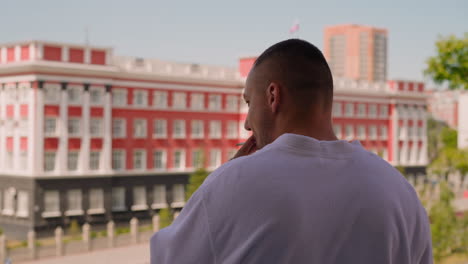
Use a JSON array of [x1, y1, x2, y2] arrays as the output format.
[[324, 24, 388, 81]]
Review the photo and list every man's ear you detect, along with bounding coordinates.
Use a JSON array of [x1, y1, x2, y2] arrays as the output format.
[[267, 82, 280, 114]]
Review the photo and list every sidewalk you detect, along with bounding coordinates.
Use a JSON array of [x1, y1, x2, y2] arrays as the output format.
[[21, 243, 149, 264]]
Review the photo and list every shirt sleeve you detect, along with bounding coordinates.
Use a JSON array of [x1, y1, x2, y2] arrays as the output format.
[[150, 188, 216, 264]]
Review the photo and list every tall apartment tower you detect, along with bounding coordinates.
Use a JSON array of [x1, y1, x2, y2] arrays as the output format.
[[324, 24, 388, 81]]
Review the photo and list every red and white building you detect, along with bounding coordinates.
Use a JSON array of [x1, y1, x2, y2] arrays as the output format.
[[0, 40, 428, 238]]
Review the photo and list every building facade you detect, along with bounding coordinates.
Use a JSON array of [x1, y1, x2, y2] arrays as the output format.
[[0, 40, 428, 239], [0, 41, 248, 238], [324, 24, 388, 82]]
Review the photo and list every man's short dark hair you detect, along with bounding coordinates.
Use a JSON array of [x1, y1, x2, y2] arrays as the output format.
[[253, 39, 334, 112]]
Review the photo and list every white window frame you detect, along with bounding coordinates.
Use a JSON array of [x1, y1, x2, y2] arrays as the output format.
[[357, 125, 366, 140], [173, 120, 186, 139], [357, 104, 366, 118], [112, 119, 126, 138], [44, 117, 57, 136], [133, 119, 147, 138], [133, 90, 148, 107], [133, 149, 146, 170], [333, 124, 342, 138], [2, 188, 15, 216], [88, 188, 105, 215], [19, 151, 28, 171], [65, 189, 83, 216], [368, 104, 377, 118], [226, 95, 239, 112], [67, 151, 79, 171], [172, 92, 187, 109], [44, 152, 56, 172], [153, 119, 167, 138], [112, 187, 126, 212], [68, 118, 81, 137], [208, 94, 222, 111], [16, 191, 29, 218], [152, 185, 167, 209], [153, 91, 168, 109], [42, 190, 61, 218], [191, 120, 204, 139], [173, 149, 186, 170], [112, 150, 126, 171], [380, 105, 389, 118], [112, 88, 128, 106], [345, 125, 354, 140], [89, 151, 100, 171], [380, 125, 388, 140], [67, 86, 82, 104], [131, 186, 148, 211], [44, 84, 60, 103], [333, 102, 342, 117], [369, 125, 377, 140], [192, 149, 204, 169], [89, 87, 104, 105], [190, 93, 205, 110], [171, 184, 185, 208], [153, 150, 167, 170], [209, 149, 222, 169], [227, 121, 238, 139], [209, 121, 222, 139], [90, 118, 103, 137]]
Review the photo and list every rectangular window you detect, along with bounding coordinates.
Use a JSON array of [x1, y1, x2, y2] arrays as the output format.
[[133, 150, 146, 170], [173, 92, 187, 109], [357, 125, 366, 140], [68, 118, 81, 136], [2, 189, 15, 216], [88, 188, 104, 213], [192, 149, 204, 169], [44, 117, 57, 136], [209, 149, 221, 168], [153, 150, 167, 170], [190, 93, 204, 110], [89, 151, 100, 170], [209, 121, 221, 139], [112, 89, 127, 106], [66, 189, 82, 215], [369, 104, 377, 118], [173, 150, 185, 169], [333, 124, 342, 138], [153, 91, 168, 109], [226, 95, 239, 112], [333, 102, 342, 117], [208, 94, 222, 111], [67, 87, 82, 104], [133, 90, 148, 107], [67, 152, 79, 171], [345, 103, 354, 117], [357, 104, 366, 117], [20, 151, 28, 171], [112, 150, 125, 171], [16, 191, 29, 218], [227, 121, 238, 139], [44, 86, 60, 103], [171, 184, 185, 207], [90, 88, 103, 105], [43, 190, 60, 216], [5, 151, 13, 170], [112, 119, 126, 138], [90, 118, 102, 137], [173, 120, 186, 139], [44, 152, 56, 172], [152, 185, 167, 208], [191, 120, 204, 139], [133, 119, 147, 138], [112, 187, 126, 211], [408, 126, 413, 137], [380, 125, 388, 139], [369, 125, 377, 140], [153, 119, 167, 138], [380, 105, 389, 118], [132, 186, 148, 210], [345, 125, 354, 140]]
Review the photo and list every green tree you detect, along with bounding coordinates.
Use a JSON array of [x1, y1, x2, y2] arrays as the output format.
[[424, 33, 468, 90], [186, 168, 210, 200], [159, 208, 174, 229]]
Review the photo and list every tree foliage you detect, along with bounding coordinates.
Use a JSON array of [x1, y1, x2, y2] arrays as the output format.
[[425, 33, 468, 90], [159, 208, 174, 229], [186, 168, 210, 200]]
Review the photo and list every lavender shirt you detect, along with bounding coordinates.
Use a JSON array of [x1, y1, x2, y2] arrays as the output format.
[[150, 133, 432, 264]]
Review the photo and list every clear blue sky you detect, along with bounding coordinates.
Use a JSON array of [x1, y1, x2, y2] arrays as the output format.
[[2, 0, 467, 82]]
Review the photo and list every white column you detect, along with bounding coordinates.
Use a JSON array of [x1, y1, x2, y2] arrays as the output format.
[[61, 46, 69, 62], [0, 48, 6, 63], [411, 112, 419, 165], [390, 101, 398, 165], [84, 48, 91, 64], [28, 82, 35, 175], [13, 83, 21, 172], [420, 109, 428, 165], [57, 83, 68, 173], [79, 85, 90, 174], [36, 43, 43, 60], [35, 82, 45, 173], [0, 84, 5, 171], [14, 45, 20, 61], [102, 86, 112, 172], [29, 43, 36, 61]]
